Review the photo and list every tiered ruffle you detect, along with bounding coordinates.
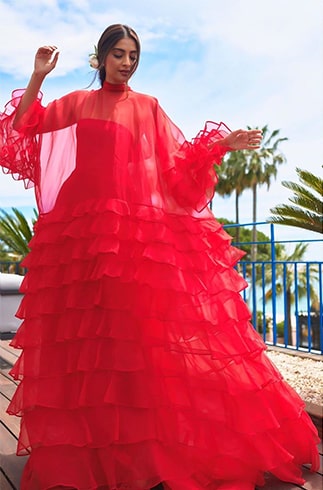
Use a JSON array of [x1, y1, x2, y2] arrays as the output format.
[[8, 199, 320, 489]]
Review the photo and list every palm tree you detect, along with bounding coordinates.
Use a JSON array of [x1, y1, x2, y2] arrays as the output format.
[[215, 150, 249, 243], [269, 167, 323, 234], [0, 241, 10, 261], [263, 242, 318, 345], [245, 125, 287, 261], [0, 207, 37, 260]]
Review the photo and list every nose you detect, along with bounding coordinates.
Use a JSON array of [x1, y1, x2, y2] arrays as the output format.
[[123, 55, 132, 66]]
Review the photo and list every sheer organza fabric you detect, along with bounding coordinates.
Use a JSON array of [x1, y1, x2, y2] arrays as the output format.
[[0, 83, 319, 489], [0, 84, 229, 214]]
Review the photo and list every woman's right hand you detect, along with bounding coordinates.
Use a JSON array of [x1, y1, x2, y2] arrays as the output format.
[[34, 45, 59, 75], [13, 46, 59, 130]]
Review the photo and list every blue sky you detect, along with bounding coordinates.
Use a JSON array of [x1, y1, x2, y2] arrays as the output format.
[[0, 0, 322, 257]]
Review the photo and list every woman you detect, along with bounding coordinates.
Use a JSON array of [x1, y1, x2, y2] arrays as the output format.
[[0, 24, 319, 490]]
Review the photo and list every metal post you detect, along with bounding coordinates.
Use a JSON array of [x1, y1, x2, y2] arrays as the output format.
[[270, 224, 277, 345]]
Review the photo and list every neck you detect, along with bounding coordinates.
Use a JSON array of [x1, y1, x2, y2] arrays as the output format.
[[103, 81, 128, 92]]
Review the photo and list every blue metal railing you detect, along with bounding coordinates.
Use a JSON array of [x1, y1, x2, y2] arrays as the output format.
[[224, 222, 323, 355], [0, 261, 26, 275]]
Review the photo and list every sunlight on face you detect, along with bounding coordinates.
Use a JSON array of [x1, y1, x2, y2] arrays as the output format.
[[104, 38, 138, 84]]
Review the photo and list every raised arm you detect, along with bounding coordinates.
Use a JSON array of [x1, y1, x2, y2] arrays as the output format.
[[13, 45, 59, 129]]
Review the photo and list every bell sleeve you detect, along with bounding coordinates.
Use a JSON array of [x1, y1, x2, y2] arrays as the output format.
[[155, 103, 231, 212], [0, 89, 45, 188], [0, 89, 81, 213]]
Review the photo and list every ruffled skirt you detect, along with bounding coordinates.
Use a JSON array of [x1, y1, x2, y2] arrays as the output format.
[[8, 199, 319, 489]]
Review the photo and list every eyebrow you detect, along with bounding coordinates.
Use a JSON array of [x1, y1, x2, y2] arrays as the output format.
[[112, 48, 137, 54]]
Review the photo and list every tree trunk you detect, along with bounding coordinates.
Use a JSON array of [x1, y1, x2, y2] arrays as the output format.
[[286, 289, 293, 345], [235, 190, 240, 243], [251, 183, 257, 262]]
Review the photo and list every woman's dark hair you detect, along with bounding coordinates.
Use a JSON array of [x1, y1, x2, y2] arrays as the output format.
[[97, 24, 141, 86]]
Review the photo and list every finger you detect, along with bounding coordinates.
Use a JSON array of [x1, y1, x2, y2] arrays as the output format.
[[247, 129, 262, 134], [42, 45, 58, 51], [247, 143, 261, 149], [37, 46, 58, 55], [51, 51, 60, 66], [244, 131, 262, 142], [247, 131, 262, 145]]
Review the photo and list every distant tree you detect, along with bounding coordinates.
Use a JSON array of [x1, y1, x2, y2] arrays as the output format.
[[244, 125, 287, 261], [269, 167, 323, 234], [219, 218, 284, 263], [215, 126, 287, 251], [263, 242, 318, 345], [0, 241, 10, 261], [215, 152, 249, 243], [0, 207, 37, 260]]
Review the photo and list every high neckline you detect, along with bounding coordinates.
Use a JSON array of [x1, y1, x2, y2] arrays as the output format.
[[103, 81, 129, 92]]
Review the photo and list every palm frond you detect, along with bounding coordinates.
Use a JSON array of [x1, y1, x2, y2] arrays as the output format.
[[0, 207, 36, 258], [296, 167, 323, 196], [269, 204, 322, 234], [288, 194, 322, 214], [268, 166, 323, 234], [282, 178, 322, 200]]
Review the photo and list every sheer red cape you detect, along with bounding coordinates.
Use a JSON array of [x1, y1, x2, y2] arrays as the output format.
[[0, 84, 230, 214]]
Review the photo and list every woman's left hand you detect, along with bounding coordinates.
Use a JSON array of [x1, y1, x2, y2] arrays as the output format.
[[222, 129, 263, 151]]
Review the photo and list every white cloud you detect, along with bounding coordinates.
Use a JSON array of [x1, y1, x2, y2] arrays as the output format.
[[199, 0, 322, 57], [0, 0, 322, 244]]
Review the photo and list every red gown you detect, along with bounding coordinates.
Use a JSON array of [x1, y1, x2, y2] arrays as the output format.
[[0, 82, 319, 490]]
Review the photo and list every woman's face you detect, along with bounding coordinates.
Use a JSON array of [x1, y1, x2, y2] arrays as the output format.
[[104, 37, 138, 84]]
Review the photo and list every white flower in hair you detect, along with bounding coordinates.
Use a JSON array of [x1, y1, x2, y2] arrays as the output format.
[[89, 45, 99, 69]]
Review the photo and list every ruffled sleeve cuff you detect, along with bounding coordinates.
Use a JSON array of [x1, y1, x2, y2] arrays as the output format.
[[0, 89, 44, 188], [168, 121, 231, 212]]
